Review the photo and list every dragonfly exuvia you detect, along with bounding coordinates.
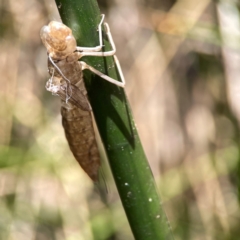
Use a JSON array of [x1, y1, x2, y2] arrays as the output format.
[[40, 15, 125, 181]]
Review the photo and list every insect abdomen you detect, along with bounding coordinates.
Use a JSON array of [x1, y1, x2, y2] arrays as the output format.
[[61, 105, 100, 181]]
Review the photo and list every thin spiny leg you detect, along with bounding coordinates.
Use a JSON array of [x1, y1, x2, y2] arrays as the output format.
[[76, 14, 105, 53], [78, 22, 116, 58], [80, 60, 125, 88], [72, 14, 125, 87]]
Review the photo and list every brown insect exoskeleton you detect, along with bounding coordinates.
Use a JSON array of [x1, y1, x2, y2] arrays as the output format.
[[40, 15, 125, 181]]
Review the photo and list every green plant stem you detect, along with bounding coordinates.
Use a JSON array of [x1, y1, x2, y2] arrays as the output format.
[[55, 0, 173, 239]]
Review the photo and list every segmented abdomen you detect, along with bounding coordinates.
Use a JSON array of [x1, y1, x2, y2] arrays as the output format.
[[61, 103, 100, 181]]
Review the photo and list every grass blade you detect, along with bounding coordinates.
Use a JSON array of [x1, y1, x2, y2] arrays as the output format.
[[55, 0, 173, 239]]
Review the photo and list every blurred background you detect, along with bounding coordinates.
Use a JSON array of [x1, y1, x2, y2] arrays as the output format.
[[0, 0, 240, 239]]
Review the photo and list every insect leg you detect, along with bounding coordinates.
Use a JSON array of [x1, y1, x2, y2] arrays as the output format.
[[78, 22, 116, 57], [80, 58, 125, 88], [76, 14, 105, 53], [76, 16, 125, 87]]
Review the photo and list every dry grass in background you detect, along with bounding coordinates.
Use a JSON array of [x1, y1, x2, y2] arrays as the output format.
[[0, 0, 240, 239]]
